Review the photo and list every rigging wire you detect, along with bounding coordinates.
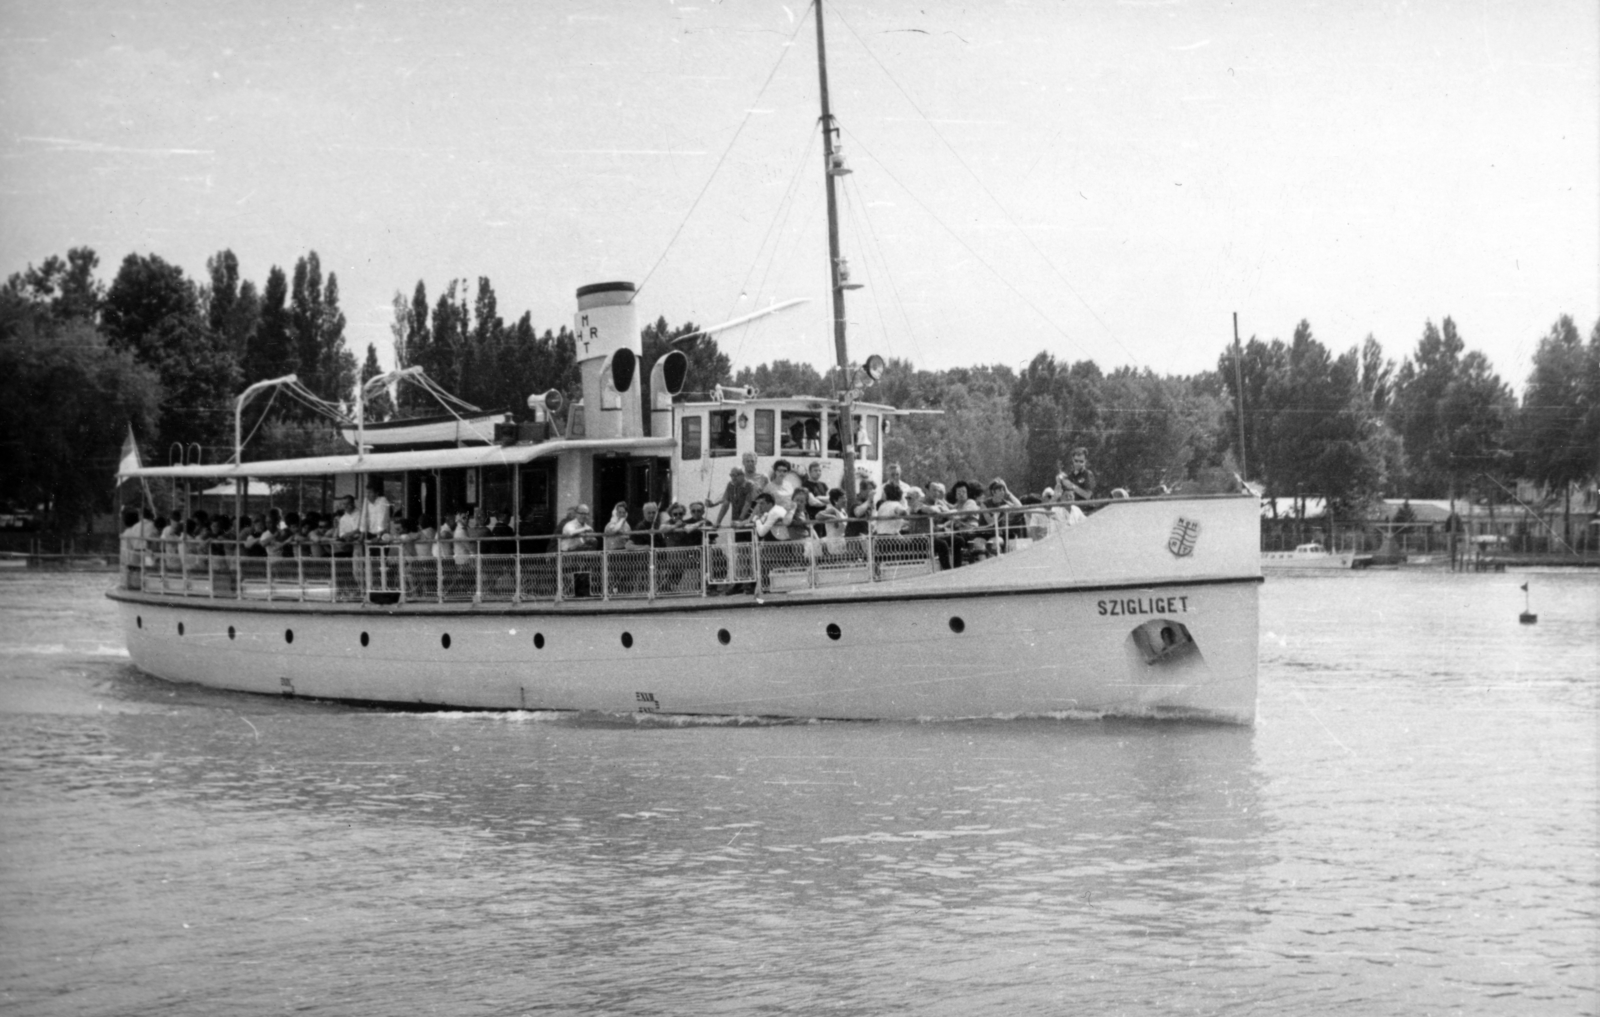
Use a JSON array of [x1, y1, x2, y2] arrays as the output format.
[[830, 6, 1139, 367], [633, 11, 812, 302], [841, 128, 1090, 362], [724, 125, 820, 366], [837, 164, 923, 369], [733, 170, 828, 370], [233, 386, 281, 458]]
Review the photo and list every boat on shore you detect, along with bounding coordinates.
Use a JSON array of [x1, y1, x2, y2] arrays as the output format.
[[1260, 542, 1370, 572], [108, 2, 1260, 724]]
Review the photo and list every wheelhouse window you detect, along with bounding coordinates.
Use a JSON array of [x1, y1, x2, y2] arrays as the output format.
[[754, 409, 775, 456], [681, 415, 703, 460], [709, 410, 737, 456], [781, 410, 822, 457]]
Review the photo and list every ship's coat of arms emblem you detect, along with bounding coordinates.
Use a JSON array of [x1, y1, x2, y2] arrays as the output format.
[[1168, 517, 1200, 558]]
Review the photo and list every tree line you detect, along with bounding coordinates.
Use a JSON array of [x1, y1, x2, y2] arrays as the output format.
[[3, 244, 1596, 534]]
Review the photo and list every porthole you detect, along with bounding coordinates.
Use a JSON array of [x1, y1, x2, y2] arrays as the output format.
[[825, 622, 841, 641], [620, 632, 633, 649], [360, 631, 369, 648], [717, 629, 731, 645], [949, 617, 965, 634], [177, 622, 184, 636], [533, 633, 545, 650], [285, 629, 294, 644], [228, 626, 235, 640], [441, 633, 451, 650]]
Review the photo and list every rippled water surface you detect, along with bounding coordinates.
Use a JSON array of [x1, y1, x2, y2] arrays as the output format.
[[1, 570, 1595, 1015]]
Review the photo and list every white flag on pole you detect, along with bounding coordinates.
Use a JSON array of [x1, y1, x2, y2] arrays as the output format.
[[118, 424, 142, 477]]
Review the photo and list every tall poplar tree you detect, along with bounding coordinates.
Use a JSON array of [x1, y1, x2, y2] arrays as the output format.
[[318, 271, 356, 404], [290, 252, 325, 396], [360, 342, 394, 421], [246, 266, 295, 385]]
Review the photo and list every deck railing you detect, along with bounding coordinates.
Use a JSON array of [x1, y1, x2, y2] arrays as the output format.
[[118, 505, 1071, 606]]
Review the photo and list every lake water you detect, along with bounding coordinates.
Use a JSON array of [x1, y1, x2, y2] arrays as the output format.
[[0, 569, 1595, 1016]]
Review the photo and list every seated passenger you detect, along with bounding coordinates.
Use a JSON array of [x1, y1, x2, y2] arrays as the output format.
[[631, 502, 661, 547], [982, 477, 1023, 551], [875, 483, 909, 535], [846, 480, 876, 538], [560, 505, 598, 552], [1057, 447, 1096, 502], [905, 488, 953, 569], [603, 502, 631, 552], [945, 481, 982, 565], [750, 492, 788, 541], [813, 488, 849, 556]]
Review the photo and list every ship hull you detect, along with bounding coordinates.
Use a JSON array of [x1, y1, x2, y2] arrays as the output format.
[[110, 496, 1261, 723], [111, 579, 1257, 722]]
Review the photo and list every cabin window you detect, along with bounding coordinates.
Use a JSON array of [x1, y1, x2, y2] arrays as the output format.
[[681, 415, 703, 460], [781, 410, 822, 457], [709, 410, 737, 457], [754, 410, 775, 456], [830, 413, 877, 458], [481, 466, 513, 518]]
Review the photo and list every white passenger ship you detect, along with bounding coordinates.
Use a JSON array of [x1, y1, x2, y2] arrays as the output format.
[[109, 2, 1261, 723]]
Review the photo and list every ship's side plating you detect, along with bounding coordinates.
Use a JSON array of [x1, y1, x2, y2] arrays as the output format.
[[111, 496, 1260, 722]]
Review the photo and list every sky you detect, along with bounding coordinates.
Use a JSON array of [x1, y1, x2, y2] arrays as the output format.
[[1, 0, 1595, 393]]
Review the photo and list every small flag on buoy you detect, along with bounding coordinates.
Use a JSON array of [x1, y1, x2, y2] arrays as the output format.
[[1519, 581, 1537, 624]]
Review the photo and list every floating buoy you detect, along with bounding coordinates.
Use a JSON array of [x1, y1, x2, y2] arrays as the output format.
[[1519, 581, 1537, 625]]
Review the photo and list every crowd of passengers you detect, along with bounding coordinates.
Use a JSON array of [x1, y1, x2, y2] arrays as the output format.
[[123, 448, 1111, 588], [551, 448, 1109, 584]]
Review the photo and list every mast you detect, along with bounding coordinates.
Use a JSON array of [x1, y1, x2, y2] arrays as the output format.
[[1232, 312, 1247, 481], [814, 0, 857, 502]]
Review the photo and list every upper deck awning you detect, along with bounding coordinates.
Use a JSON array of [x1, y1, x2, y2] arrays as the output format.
[[119, 437, 676, 480]]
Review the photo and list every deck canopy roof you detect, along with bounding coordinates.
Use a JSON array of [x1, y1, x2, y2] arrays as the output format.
[[119, 437, 675, 480]]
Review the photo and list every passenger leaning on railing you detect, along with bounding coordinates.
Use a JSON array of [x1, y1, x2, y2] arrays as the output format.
[[945, 481, 982, 566], [981, 478, 1023, 554], [905, 488, 953, 569], [657, 502, 695, 591], [847, 480, 876, 538], [815, 488, 849, 558], [159, 509, 184, 573]]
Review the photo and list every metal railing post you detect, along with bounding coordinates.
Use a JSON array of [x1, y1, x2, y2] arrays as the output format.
[[473, 540, 482, 603], [555, 543, 564, 603], [648, 541, 657, 601], [807, 528, 817, 589]]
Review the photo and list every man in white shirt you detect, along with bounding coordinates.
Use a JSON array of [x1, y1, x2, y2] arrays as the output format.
[[560, 505, 597, 552], [877, 462, 923, 504], [334, 495, 361, 544], [361, 482, 391, 538]]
